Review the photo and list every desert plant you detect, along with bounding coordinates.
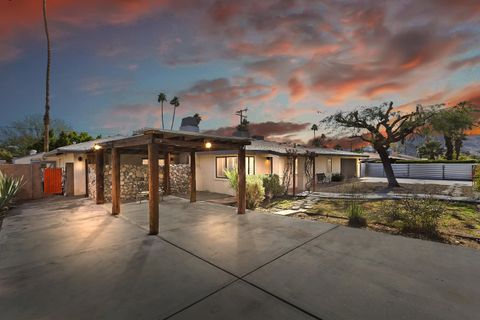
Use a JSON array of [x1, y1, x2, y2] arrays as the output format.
[[0, 172, 24, 212], [345, 199, 367, 227], [390, 196, 445, 237], [246, 175, 265, 209], [262, 174, 285, 199], [225, 169, 265, 209], [331, 173, 344, 182]]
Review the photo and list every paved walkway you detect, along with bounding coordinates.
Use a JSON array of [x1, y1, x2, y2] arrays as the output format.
[[1, 196, 479, 319]]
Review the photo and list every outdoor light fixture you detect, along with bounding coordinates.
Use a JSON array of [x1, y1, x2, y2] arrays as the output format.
[[205, 141, 212, 149], [93, 144, 102, 150]]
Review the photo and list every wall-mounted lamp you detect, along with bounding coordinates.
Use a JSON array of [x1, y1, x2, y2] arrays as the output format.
[[93, 144, 102, 150], [205, 141, 212, 149]]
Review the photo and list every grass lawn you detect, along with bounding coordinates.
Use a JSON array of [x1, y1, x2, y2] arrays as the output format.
[[262, 198, 480, 249]]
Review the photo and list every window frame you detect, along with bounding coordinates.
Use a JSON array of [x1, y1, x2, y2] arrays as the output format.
[[215, 155, 255, 179]]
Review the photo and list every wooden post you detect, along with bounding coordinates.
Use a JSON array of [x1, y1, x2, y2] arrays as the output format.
[[148, 143, 159, 235], [238, 146, 246, 214], [95, 149, 104, 204], [163, 150, 171, 195], [292, 155, 297, 196], [190, 151, 196, 203], [312, 156, 316, 192], [111, 148, 121, 215]]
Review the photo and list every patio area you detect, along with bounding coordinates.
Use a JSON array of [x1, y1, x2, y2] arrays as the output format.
[[1, 196, 479, 319]]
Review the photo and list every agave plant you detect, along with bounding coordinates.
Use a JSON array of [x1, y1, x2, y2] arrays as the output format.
[[0, 171, 24, 212]]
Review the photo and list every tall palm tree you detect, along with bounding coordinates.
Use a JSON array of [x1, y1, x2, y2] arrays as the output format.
[[42, 0, 51, 152], [169, 96, 180, 130], [311, 124, 318, 140], [157, 92, 167, 129]]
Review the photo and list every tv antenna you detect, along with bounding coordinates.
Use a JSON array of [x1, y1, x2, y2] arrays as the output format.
[[235, 108, 248, 124]]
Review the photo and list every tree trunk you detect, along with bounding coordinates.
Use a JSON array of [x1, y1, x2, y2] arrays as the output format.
[[42, 0, 51, 152], [376, 147, 400, 188], [161, 101, 164, 129], [454, 137, 462, 160], [444, 135, 453, 160], [170, 106, 176, 130]]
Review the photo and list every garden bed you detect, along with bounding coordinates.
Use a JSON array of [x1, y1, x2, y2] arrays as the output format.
[[313, 181, 474, 198], [261, 197, 480, 249]]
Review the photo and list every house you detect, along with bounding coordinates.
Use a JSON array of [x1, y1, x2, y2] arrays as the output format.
[[43, 136, 125, 196], [196, 137, 368, 196], [12, 151, 47, 164], [38, 131, 368, 198]]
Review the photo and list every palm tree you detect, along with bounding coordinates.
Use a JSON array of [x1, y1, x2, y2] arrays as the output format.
[[157, 93, 167, 129], [42, 0, 51, 152], [170, 96, 180, 130], [311, 124, 318, 140]]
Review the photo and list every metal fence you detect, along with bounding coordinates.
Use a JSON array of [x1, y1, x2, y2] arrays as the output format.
[[360, 163, 475, 181]]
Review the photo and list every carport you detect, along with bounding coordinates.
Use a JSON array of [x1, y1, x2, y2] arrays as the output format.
[[94, 129, 250, 235]]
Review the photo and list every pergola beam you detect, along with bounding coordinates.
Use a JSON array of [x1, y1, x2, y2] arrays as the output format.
[[111, 148, 121, 215], [95, 148, 104, 204], [163, 149, 171, 195], [238, 146, 246, 214], [148, 143, 159, 235], [190, 151, 196, 203]]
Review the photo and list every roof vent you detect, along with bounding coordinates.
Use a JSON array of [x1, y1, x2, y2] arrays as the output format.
[[29, 149, 37, 155]]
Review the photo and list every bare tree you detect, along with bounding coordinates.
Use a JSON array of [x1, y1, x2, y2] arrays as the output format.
[[322, 102, 434, 188]]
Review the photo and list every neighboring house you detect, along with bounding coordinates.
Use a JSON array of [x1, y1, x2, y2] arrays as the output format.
[[196, 138, 368, 196], [43, 136, 125, 196], [12, 151, 47, 164]]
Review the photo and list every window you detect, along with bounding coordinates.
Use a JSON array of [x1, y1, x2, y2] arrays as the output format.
[[215, 156, 255, 178], [265, 157, 273, 175], [142, 159, 165, 166], [326, 157, 332, 173]]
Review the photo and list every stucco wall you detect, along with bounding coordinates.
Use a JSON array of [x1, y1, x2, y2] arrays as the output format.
[[48, 153, 87, 196]]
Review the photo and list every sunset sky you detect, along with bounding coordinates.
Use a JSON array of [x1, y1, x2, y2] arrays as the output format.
[[1, 0, 479, 142]]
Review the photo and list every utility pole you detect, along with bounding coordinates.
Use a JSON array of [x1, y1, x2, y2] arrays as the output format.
[[235, 108, 248, 125]]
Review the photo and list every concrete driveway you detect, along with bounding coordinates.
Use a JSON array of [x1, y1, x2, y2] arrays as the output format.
[[1, 196, 479, 319]]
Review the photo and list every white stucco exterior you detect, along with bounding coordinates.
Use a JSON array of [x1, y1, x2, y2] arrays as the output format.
[[47, 152, 88, 196]]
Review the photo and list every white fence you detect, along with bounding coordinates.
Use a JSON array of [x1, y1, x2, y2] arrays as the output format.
[[360, 163, 475, 181]]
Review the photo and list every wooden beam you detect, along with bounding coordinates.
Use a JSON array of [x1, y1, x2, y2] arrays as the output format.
[[154, 138, 247, 151], [312, 156, 316, 192], [190, 151, 196, 203], [237, 146, 246, 214], [105, 134, 151, 149], [148, 143, 159, 235], [163, 150, 171, 195], [111, 148, 121, 215], [95, 149, 104, 204], [292, 155, 297, 196]]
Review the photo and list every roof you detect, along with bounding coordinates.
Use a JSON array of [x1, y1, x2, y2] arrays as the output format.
[[361, 152, 419, 161], [45, 135, 126, 155], [200, 139, 368, 157], [12, 152, 46, 163]]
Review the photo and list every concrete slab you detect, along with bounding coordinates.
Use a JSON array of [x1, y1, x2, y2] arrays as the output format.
[[246, 226, 480, 320], [0, 198, 236, 319], [118, 199, 336, 276], [170, 280, 316, 320]]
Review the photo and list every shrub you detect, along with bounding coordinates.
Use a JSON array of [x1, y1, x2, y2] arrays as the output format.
[[345, 199, 367, 227], [246, 175, 265, 209], [331, 173, 344, 182], [389, 197, 445, 237], [262, 174, 285, 199], [0, 171, 24, 212], [225, 169, 265, 209]]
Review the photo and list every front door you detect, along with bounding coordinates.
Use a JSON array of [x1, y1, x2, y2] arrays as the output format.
[[44, 168, 63, 195]]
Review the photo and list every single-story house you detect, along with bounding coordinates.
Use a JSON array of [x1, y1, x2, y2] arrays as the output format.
[[30, 131, 368, 198], [196, 138, 368, 195]]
